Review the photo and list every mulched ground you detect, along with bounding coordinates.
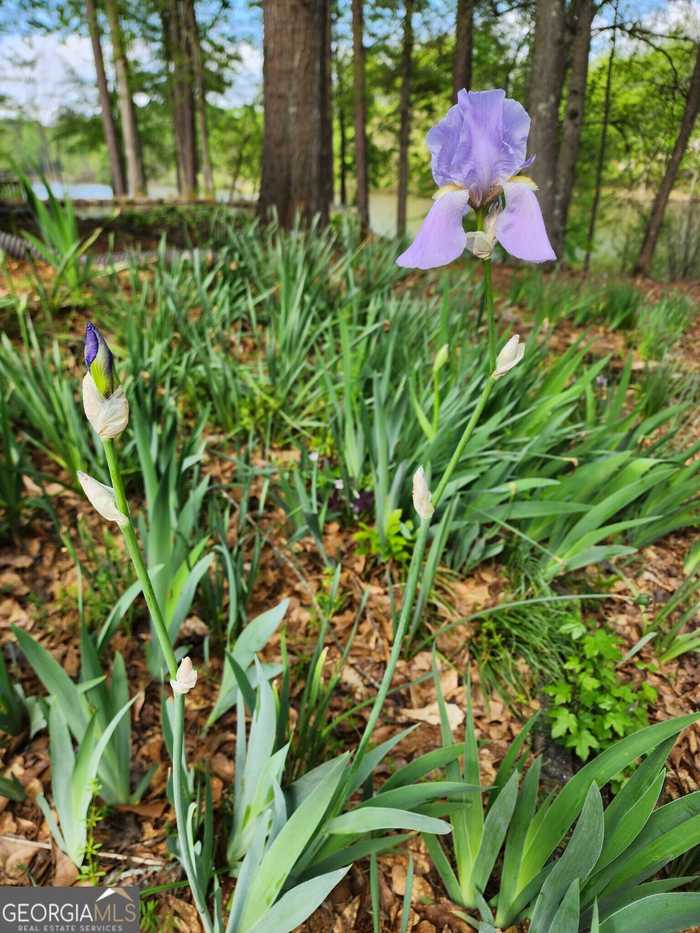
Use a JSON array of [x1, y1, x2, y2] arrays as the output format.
[[1, 254, 699, 931]]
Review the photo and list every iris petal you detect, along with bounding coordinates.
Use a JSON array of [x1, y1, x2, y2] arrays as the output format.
[[396, 190, 470, 270], [428, 90, 531, 201], [495, 182, 556, 263]]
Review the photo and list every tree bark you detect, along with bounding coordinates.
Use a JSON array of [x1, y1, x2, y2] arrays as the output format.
[[259, 0, 333, 227], [162, 0, 197, 199], [584, 0, 619, 273], [527, 0, 566, 233], [104, 0, 146, 196], [453, 0, 474, 99], [634, 42, 700, 276], [86, 0, 126, 197], [352, 0, 370, 235], [321, 0, 334, 209], [551, 0, 594, 258], [396, 0, 414, 239], [337, 60, 348, 206], [184, 0, 214, 198]]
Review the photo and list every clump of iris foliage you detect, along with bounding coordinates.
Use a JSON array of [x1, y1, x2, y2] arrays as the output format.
[[1, 88, 700, 933]]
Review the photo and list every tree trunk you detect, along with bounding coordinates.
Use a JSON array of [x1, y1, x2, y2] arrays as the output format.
[[584, 0, 619, 273], [396, 0, 414, 239], [352, 0, 370, 235], [321, 0, 334, 209], [453, 0, 474, 99], [162, 0, 197, 199], [634, 42, 700, 276], [104, 0, 146, 196], [551, 0, 594, 258], [259, 0, 333, 227], [184, 0, 214, 198], [527, 0, 566, 233], [337, 63, 348, 206], [86, 0, 126, 197]]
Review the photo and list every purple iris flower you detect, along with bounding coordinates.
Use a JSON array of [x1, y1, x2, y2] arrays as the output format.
[[396, 89, 556, 269]]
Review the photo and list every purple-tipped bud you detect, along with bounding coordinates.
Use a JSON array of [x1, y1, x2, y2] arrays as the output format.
[[84, 323, 113, 396]]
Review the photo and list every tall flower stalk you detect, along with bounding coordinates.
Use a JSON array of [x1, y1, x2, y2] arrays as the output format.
[[351, 323, 513, 769], [78, 325, 214, 931]]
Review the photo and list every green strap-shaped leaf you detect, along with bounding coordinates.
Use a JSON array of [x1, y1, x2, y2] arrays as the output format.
[[598, 893, 700, 933], [585, 791, 700, 902], [529, 784, 604, 933], [548, 879, 580, 933], [238, 755, 348, 931], [327, 806, 451, 836], [471, 769, 519, 899], [519, 714, 700, 892], [246, 868, 349, 933]]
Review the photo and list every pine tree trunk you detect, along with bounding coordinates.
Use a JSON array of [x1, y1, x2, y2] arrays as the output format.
[[528, 0, 566, 233], [551, 0, 594, 258], [584, 0, 619, 273], [259, 0, 333, 227], [104, 0, 146, 196], [453, 0, 474, 99], [86, 0, 126, 197], [634, 43, 700, 276], [352, 0, 370, 235], [396, 0, 414, 239], [184, 0, 214, 198], [321, 1, 334, 209], [337, 60, 348, 206], [163, 0, 197, 199]]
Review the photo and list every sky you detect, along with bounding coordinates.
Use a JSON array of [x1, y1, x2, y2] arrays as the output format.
[[0, 0, 695, 125]]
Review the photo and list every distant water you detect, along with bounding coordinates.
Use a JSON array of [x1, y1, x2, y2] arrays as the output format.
[[32, 181, 114, 200], [29, 181, 430, 237]]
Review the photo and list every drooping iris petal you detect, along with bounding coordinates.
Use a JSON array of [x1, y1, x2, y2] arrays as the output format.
[[495, 182, 556, 263], [396, 189, 470, 270], [428, 89, 530, 202]]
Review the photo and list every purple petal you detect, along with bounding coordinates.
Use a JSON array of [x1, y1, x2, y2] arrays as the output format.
[[428, 90, 530, 202], [84, 323, 99, 366], [396, 190, 470, 270], [495, 182, 556, 263]]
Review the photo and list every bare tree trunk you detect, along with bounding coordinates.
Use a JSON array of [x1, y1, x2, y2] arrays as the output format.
[[551, 0, 594, 258], [584, 0, 619, 273], [634, 43, 700, 276], [321, 0, 334, 209], [396, 0, 414, 239], [259, 0, 333, 227], [162, 0, 197, 199], [184, 0, 214, 199], [86, 0, 126, 197], [104, 0, 146, 196], [528, 0, 566, 233], [352, 0, 370, 235], [453, 0, 474, 98], [337, 58, 348, 206]]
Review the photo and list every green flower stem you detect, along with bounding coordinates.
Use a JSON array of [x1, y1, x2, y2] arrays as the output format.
[[172, 694, 215, 933], [432, 376, 494, 508], [102, 439, 209, 925], [352, 373, 494, 768], [352, 518, 432, 767], [483, 258, 496, 373], [475, 208, 497, 372], [102, 438, 178, 680]]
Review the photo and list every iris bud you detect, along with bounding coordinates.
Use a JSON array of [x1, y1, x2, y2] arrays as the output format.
[[171, 657, 197, 695], [412, 466, 434, 522], [84, 323, 114, 397], [493, 334, 525, 379], [77, 471, 128, 527]]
